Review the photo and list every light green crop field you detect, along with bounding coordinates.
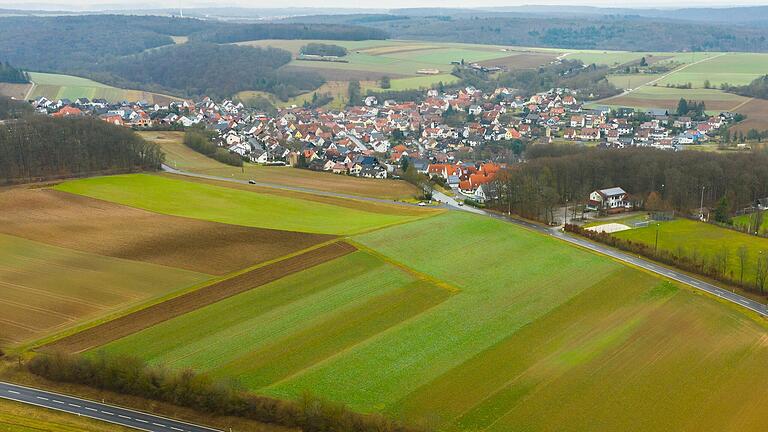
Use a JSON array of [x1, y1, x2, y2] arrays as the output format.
[[614, 218, 768, 286], [657, 53, 768, 88], [91, 211, 768, 430], [28, 72, 181, 104], [0, 233, 208, 346], [733, 211, 768, 235], [54, 174, 424, 235]]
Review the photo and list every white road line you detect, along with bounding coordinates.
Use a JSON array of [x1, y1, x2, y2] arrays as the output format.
[[36, 396, 48, 400], [85, 407, 97, 412], [171, 427, 184, 431], [118, 414, 131, 419], [6, 390, 19, 394], [101, 410, 114, 415], [52, 399, 65, 404], [136, 418, 149, 423], [153, 422, 168, 427], [68, 403, 81, 408]]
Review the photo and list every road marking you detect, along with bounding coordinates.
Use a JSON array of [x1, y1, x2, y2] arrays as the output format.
[[85, 407, 98, 412], [36, 396, 48, 401], [52, 399, 65, 404], [101, 410, 114, 415], [136, 418, 149, 423], [68, 403, 81, 408], [171, 427, 184, 431], [6, 390, 19, 394], [153, 422, 167, 427], [118, 414, 131, 419]]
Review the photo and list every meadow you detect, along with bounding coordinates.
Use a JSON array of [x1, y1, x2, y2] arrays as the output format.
[[141, 131, 420, 200], [27, 72, 181, 104], [54, 174, 427, 235], [733, 211, 768, 234], [88, 211, 768, 430], [614, 218, 768, 287]]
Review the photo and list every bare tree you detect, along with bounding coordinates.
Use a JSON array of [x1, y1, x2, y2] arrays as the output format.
[[755, 253, 768, 295], [737, 245, 749, 285]]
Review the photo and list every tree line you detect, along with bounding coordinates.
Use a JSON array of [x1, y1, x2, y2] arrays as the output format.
[[300, 43, 349, 57], [191, 22, 387, 44], [28, 352, 425, 432], [0, 114, 164, 184], [487, 147, 768, 223], [723, 74, 768, 99], [0, 61, 29, 83], [183, 130, 243, 167], [0, 96, 32, 119]]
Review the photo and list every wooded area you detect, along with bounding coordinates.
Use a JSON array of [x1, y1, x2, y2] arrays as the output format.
[[300, 43, 348, 57], [0, 114, 164, 184], [0, 61, 29, 83], [488, 147, 768, 222]]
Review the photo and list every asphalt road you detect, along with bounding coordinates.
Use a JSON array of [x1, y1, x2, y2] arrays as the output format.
[[0, 381, 221, 432]]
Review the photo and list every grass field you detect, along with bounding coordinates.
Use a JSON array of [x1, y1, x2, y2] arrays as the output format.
[[89, 211, 768, 431], [27, 72, 182, 104], [0, 398, 135, 432], [54, 174, 427, 235], [614, 218, 768, 287], [733, 211, 768, 234], [0, 233, 208, 346], [141, 131, 419, 200]]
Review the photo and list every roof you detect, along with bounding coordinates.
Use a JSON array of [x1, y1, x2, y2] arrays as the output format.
[[598, 187, 626, 197]]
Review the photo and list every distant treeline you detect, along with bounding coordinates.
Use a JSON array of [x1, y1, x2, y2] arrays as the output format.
[[489, 147, 768, 222], [183, 130, 242, 167], [723, 75, 768, 99], [28, 352, 425, 432], [300, 43, 349, 57], [0, 61, 29, 83], [0, 115, 163, 184], [191, 22, 387, 44], [0, 97, 32, 119], [290, 13, 768, 52]]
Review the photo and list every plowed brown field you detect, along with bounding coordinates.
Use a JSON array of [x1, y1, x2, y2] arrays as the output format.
[[0, 187, 334, 275]]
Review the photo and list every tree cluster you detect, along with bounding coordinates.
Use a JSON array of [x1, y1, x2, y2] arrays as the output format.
[[0, 115, 163, 184], [183, 130, 242, 167], [28, 352, 425, 432], [723, 74, 768, 99], [486, 147, 768, 222], [192, 23, 387, 44], [0, 96, 32, 119], [0, 61, 29, 83], [300, 43, 348, 57]]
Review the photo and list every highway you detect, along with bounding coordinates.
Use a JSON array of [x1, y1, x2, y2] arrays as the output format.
[[0, 381, 221, 432]]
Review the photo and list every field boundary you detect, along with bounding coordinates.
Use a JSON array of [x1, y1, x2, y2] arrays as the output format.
[[33, 241, 355, 354]]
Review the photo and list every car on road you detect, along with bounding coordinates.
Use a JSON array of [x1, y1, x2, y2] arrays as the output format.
[[418, 202, 427, 206], [248, 180, 256, 184]]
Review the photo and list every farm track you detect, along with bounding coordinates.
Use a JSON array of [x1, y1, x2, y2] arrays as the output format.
[[41, 242, 357, 354]]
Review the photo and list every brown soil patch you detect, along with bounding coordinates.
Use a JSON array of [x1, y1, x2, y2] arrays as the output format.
[[478, 53, 558, 70], [0, 83, 32, 100], [0, 187, 335, 275], [42, 242, 357, 353], [733, 98, 768, 132]]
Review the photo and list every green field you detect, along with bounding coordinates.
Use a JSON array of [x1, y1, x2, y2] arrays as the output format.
[[0, 232, 208, 345], [90, 211, 768, 430], [27, 72, 181, 104], [54, 174, 424, 235], [657, 53, 768, 88], [614, 218, 768, 287], [733, 211, 768, 235]]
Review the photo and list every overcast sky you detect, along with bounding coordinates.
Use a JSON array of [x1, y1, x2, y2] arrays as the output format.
[[3, 1, 768, 10]]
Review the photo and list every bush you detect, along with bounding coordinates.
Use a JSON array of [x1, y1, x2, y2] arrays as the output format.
[[28, 352, 424, 432], [183, 131, 243, 167]]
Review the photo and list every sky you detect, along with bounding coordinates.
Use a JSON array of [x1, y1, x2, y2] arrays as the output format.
[[3, 1, 768, 10]]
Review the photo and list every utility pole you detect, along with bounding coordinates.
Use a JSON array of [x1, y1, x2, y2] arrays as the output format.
[[655, 224, 660, 252], [699, 185, 705, 221]]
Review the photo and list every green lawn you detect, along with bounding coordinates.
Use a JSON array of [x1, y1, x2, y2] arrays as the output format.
[[87, 212, 768, 431], [733, 211, 768, 235], [54, 174, 423, 235], [614, 218, 768, 286], [28, 72, 180, 104]]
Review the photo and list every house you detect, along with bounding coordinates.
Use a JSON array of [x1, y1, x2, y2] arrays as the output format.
[[587, 187, 630, 212]]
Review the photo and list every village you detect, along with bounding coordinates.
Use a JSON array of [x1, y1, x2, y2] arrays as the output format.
[[29, 85, 740, 203]]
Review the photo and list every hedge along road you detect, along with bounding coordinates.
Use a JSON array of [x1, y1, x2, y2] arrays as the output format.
[[163, 164, 768, 317], [0, 381, 220, 432]]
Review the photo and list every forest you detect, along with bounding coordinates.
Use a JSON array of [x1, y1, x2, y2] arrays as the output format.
[[0, 97, 32, 119], [300, 43, 349, 57], [288, 13, 768, 52], [92, 43, 324, 100], [0, 61, 29, 83], [488, 147, 768, 222], [723, 75, 768, 99], [0, 113, 164, 184]]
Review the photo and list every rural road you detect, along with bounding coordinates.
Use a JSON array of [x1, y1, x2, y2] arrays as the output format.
[[0, 381, 221, 432], [166, 164, 767, 317], [166, 164, 767, 316]]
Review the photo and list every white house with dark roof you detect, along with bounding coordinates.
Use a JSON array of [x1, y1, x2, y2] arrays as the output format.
[[587, 187, 629, 211]]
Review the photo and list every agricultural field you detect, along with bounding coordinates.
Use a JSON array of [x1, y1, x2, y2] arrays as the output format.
[[0, 398, 135, 432], [54, 174, 430, 235], [733, 210, 768, 235], [84, 211, 768, 431], [614, 218, 768, 287], [0, 232, 209, 346], [26, 72, 182, 104], [141, 131, 420, 200]]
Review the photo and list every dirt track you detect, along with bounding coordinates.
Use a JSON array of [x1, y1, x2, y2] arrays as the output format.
[[42, 242, 357, 353], [0, 188, 334, 275]]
